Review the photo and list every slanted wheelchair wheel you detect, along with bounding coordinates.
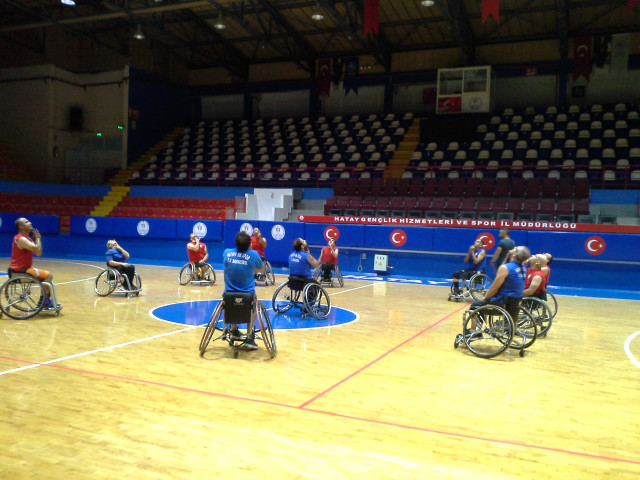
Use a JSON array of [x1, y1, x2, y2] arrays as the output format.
[[204, 265, 217, 284], [544, 289, 558, 318], [130, 273, 142, 296], [469, 274, 492, 301], [95, 269, 118, 296], [520, 297, 553, 337], [511, 308, 537, 352], [178, 264, 194, 285], [272, 282, 295, 314], [0, 276, 46, 320], [335, 265, 344, 287], [303, 283, 331, 320], [312, 266, 322, 283], [199, 301, 224, 356], [256, 302, 277, 359], [264, 261, 275, 286], [462, 305, 514, 359]]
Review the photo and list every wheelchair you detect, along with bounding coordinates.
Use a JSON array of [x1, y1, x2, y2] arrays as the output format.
[[454, 300, 538, 358], [254, 259, 276, 286], [543, 289, 558, 318], [0, 271, 62, 320], [520, 296, 554, 336], [312, 263, 344, 288], [199, 292, 276, 359], [94, 267, 142, 297], [448, 271, 492, 302], [272, 276, 331, 320], [178, 262, 216, 286]]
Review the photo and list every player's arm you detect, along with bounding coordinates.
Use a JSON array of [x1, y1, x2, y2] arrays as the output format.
[[254, 253, 266, 274], [483, 264, 507, 300], [472, 249, 486, 264], [16, 234, 42, 256], [523, 276, 542, 297], [490, 247, 503, 265], [331, 247, 339, 259], [202, 244, 209, 262], [187, 242, 199, 252], [463, 245, 473, 263]]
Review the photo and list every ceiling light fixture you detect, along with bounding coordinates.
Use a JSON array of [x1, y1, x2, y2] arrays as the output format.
[[421, 0, 435, 6], [311, 2, 324, 21], [213, 13, 227, 30], [61, 0, 76, 6], [133, 24, 145, 40]]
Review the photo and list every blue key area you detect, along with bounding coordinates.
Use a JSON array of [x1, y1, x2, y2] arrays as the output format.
[[151, 300, 358, 330]]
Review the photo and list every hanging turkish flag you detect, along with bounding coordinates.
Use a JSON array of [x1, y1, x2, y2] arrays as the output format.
[[317, 58, 331, 97], [573, 37, 592, 82], [628, 0, 640, 10], [482, 0, 500, 24], [364, 0, 380, 36]]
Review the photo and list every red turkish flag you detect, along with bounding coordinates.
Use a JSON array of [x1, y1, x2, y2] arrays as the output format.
[[317, 58, 331, 97], [482, 0, 500, 24], [364, 0, 380, 36], [628, 0, 640, 10], [573, 37, 592, 82], [437, 96, 462, 114]]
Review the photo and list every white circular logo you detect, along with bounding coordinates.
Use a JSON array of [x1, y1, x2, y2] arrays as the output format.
[[137, 220, 150, 236], [271, 224, 285, 241], [299, 215, 305, 221], [192, 222, 207, 239], [85, 218, 97, 233], [240, 222, 253, 234]]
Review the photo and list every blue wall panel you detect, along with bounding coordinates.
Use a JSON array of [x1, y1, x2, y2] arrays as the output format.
[[224, 219, 304, 265], [70, 216, 114, 236], [363, 225, 434, 250], [304, 223, 366, 248], [528, 231, 640, 262], [0, 213, 59, 234], [176, 219, 223, 242], [433, 227, 529, 255]]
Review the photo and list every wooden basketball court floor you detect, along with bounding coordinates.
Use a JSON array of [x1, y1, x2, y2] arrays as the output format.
[[0, 258, 639, 479]]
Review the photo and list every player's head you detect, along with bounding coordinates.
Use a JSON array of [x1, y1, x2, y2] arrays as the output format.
[[235, 231, 251, 252], [106, 239, 117, 249], [530, 254, 545, 269], [543, 252, 553, 264], [253, 227, 260, 236], [473, 238, 484, 249], [513, 246, 531, 263], [15, 217, 32, 232], [328, 238, 335, 248], [189, 233, 198, 242], [293, 238, 306, 251], [499, 228, 509, 238]]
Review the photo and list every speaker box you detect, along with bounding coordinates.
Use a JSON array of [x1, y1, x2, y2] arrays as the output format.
[[68, 107, 84, 131]]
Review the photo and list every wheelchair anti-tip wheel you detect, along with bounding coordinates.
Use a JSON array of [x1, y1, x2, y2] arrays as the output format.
[[199, 301, 224, 356], [469, 274, 492, 301], [0, 275, 46, 320], [543, 289, 558, 318], [462, 305, 514, 359], [510, 307, 537, 355], [256, 302, 277, 359], [520, 297, 554, 336], [303, 283, 331, 320], [95, 269, 118, 296]]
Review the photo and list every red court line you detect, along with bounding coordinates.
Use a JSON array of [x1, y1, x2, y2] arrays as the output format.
[[1, 355, 639, 467], [298, 304, 468, 408]]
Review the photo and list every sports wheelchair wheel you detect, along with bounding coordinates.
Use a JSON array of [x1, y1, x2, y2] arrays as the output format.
[[335, 265, 344, 287], [0, 275, 46, 320], [462, 305, 514, 359], [303, 283, 331, 320], [520, 297, 553, 336], [543, 289, 558, 318], [469, 273, 492, 301], [199, 301, 224, 356], [313, 264, 344, 288], [95, 269, 118, 296], [510, 308, 537, 354], [264, 261, 275, 286], [256, 302, 277, 358], [272, 281, 298, 314], [128, 273, 142, 296], [178, 264, 194, 285]]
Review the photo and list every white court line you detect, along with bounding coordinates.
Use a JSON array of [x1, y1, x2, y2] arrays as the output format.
[[0, 326, 199, 376], [624, 331, 640, 369]]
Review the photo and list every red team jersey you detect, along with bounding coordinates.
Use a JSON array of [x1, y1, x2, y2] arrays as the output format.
[[320, 246, 338, 265], [187, 242, 206, 263], [525, 268, 547, 294], [251, 236, 265, 257], [10, 233, 33, 271]]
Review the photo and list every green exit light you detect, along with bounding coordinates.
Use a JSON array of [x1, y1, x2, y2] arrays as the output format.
[[96, 132, 102, 136], [117, 125, 124, 130]]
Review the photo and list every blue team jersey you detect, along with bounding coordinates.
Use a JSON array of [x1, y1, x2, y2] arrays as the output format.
[[491, 260, 525, 302], [223, 248, 264, 293], [289, 250, 311, 277], [106, 248, 125, 264], [467, 249, 486, 271]]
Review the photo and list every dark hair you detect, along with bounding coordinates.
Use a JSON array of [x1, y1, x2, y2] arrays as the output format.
[[293, 238, 304, 251], [545, 253, 553, 264], [235, 231, 251, 252]]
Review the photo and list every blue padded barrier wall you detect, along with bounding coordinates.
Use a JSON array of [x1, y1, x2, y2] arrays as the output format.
[[0, 213, 59, 234], [224, 219, 305, 265]]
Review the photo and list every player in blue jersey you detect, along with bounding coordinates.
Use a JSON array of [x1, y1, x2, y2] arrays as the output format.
[[451, 238, 487, 295], [222, 231, 265, 349]]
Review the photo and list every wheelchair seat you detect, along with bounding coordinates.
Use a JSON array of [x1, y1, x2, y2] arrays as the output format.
[[222, 291, 254, 324]]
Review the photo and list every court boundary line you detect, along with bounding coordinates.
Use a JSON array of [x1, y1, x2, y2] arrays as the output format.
[[624, 331, 640, 369], [298, 303, 468, 408], [0, 355, 638, 467]]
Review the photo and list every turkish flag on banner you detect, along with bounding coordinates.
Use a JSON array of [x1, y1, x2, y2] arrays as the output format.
[[573, 37, 592, 82], [317, 58, 331, 97], [628, 0, 640, 10], [364, 0, 380, 36], [437, 96, 462, 114], [482, 0, 500, 24]]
